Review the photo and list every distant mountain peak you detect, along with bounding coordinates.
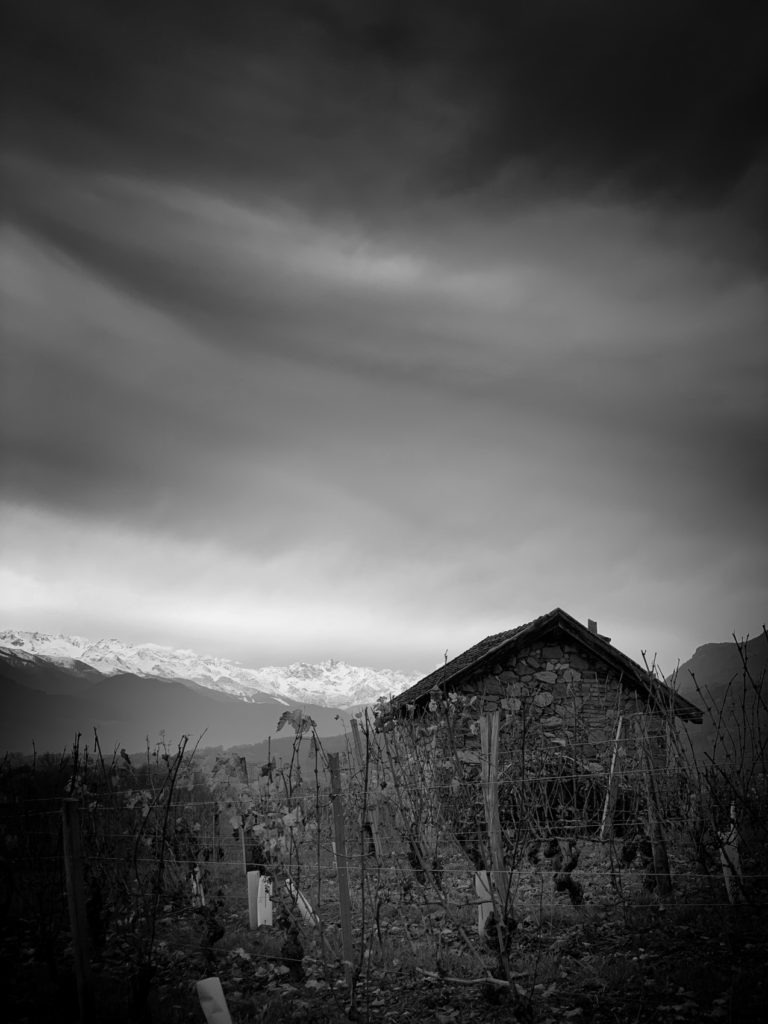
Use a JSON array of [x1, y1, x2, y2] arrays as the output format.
[[0, 629, 422, 710]]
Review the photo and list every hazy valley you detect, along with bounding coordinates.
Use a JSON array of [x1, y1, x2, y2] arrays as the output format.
[[0, 630, 421, 755]]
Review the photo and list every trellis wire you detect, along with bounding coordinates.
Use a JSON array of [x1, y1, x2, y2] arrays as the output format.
[[2, 680, 766, 1019]]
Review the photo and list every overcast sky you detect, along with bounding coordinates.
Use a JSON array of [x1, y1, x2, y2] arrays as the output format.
[[1, 1, 766, 674]]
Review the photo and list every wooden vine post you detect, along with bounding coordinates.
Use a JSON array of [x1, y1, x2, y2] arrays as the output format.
[[350, 716, 383, 860], [479, 712, 511, 977], [349, 718, 365, 768], [239, 757, 249, 875], [328, 753, 355, 994], [634, 715, 673, 897], [62, 798, 93, 1022]]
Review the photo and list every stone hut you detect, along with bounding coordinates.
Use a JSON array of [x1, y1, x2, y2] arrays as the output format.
[[389, 607, 702, 846], [392, 606, 700, 726]]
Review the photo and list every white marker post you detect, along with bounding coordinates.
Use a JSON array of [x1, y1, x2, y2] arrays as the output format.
[[257, 875, 273, 926], [475, 870, 493, 936], [285, 877, 319, 926], [196, 977, 233, 1024], [247, 870, 260, 930]]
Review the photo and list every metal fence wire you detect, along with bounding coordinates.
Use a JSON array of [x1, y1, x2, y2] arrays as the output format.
[[1, 695, 766, 1020]]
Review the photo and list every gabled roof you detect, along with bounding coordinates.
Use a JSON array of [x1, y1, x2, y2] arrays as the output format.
[[392, 607, 703, 723]]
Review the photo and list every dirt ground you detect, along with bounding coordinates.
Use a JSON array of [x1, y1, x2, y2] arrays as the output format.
[[5, 892, 767, 1024]]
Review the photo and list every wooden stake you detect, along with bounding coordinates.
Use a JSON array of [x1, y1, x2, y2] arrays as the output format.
[[479, 712, 507, 904], [350, 719, 364, 768], [718, 803, 745, 904], [239, 822, 248, 877], [238, 758, 250, 875], [599, 715, 624, 841], [191, 865, 206, 908], [368, 805, 384, 860], [480, 711, 512, 978], [635, 716, 673, 897], [62, 798, 92, 1023], [328, 752, 354, 993]]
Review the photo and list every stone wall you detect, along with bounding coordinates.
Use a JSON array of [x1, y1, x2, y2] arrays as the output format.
[[453, 638, 667, 770]]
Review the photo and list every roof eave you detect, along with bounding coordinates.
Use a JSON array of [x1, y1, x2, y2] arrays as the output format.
[[391, 609, 563, 708], [391, 607, 703, 723]]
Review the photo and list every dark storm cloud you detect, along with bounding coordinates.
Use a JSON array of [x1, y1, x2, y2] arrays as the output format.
[[429, 1, 768, 203], [2, 1, 766, 669], [3, 1, 766, 216]]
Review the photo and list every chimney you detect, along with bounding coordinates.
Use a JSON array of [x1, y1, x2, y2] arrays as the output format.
[[588, 618, 611, 643]]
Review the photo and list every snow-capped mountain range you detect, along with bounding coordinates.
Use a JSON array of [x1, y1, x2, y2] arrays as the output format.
[[0, 629, 422, 710]]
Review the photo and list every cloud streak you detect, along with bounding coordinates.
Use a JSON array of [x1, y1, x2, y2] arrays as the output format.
[[4, 2, 767, 209]]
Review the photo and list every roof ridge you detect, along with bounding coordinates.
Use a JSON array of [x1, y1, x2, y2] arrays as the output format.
[[390, 608, 702, 722]]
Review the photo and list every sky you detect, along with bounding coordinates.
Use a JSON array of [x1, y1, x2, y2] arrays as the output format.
[[1, 0, 767, 676]]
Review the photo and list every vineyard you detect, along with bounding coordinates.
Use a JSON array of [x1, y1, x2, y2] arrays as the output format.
[[2, 645, 768, 1024]]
